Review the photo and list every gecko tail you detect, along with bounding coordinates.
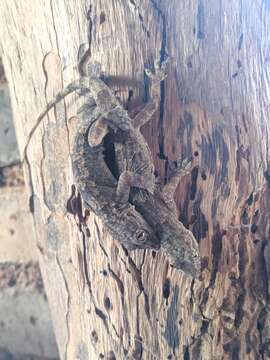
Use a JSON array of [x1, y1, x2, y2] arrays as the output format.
[[23, 78, 88, 164]]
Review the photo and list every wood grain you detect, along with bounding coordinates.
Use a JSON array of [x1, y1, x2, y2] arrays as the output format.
[[0, 0, 269, 359]]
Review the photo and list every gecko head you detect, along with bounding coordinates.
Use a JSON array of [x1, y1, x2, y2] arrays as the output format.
[[158, 220, 201, 278], [123, 206, 160, 250]]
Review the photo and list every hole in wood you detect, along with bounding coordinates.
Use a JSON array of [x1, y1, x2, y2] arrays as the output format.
[[201, 257, 209, 270], [253, 209, 259, 218], [106, 351, 116, 360], [201, 170, 207, 180], [104, 296, 112, 311], [91, 330, 98, 343], [100, 11, 106, 24], [162, 278, 171, 299], [127, 89, 133, 104], [251, 224, 258, 233], [190, 166, 199, 200], [189, 214, 197, 225], [247, 192, 253, 205]]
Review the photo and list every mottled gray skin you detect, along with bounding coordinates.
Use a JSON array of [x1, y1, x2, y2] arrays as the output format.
[[130, 183, 201, 277], [71, 106, 160, 250], [85, 60, 161, 204]]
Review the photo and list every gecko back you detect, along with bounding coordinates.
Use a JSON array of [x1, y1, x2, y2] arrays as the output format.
[[71, 107, 160, 251]]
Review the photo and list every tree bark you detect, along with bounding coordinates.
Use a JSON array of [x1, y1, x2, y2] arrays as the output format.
[[0, 1, 269, 359]]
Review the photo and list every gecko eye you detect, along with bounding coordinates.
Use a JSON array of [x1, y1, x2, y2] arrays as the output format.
[[136, 230, 146, 241]]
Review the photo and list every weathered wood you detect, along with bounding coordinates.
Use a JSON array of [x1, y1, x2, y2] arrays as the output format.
[[0, 0, 269, 359]]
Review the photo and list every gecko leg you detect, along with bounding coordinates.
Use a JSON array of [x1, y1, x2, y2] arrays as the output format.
[[133, 58, 169, 129], [115, 171, 153, 204], [163, 158, 193, 195], [162, 158, 193, 215], [79, 60, 132, 146], [88, 77, 120, 113], [85, 61, 120, 113], [88, 116, 109, 147]]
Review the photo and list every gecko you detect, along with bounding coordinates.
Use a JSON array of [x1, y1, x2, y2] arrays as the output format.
[[70, 100, 160, 250], [22, 58, 160, 250], [73, 58, 200, 277], [86, 60, 201, 277], [26, 55, 200, 277]]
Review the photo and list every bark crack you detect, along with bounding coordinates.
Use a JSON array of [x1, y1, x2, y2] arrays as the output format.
[[149, 0, 167, 162], [257, 239, 270, 359], [81, 226, 125, 358], [76, 210, 126, 359], [109, 265, 131, 351], [49, 0, 61, 55], [128, 0, 151, 38], [40, 131, 52, 212], [201, 225, 224, 307], [93, 218, 109, 258], [56, 255, 71, 360], [234, 232, 247, 330], [86, 4, 93, 57]]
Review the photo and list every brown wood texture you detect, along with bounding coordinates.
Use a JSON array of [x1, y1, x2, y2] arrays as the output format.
[[0, 1, 270, 359]]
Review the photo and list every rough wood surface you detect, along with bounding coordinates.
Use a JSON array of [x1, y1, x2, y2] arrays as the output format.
[[0, 1, 270, 359]]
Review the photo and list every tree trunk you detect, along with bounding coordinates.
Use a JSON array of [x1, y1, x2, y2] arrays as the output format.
[[0, 1, 269, 359]]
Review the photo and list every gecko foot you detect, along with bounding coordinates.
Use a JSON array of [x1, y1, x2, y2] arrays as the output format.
[[87, 61, 102, 78], [145, 57, 169, 83], [168, 156, 193, 177], [162, 156, 194, 203]]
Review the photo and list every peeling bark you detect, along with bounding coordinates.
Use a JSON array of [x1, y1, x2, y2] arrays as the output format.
[[0, 0, 270, 359]]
